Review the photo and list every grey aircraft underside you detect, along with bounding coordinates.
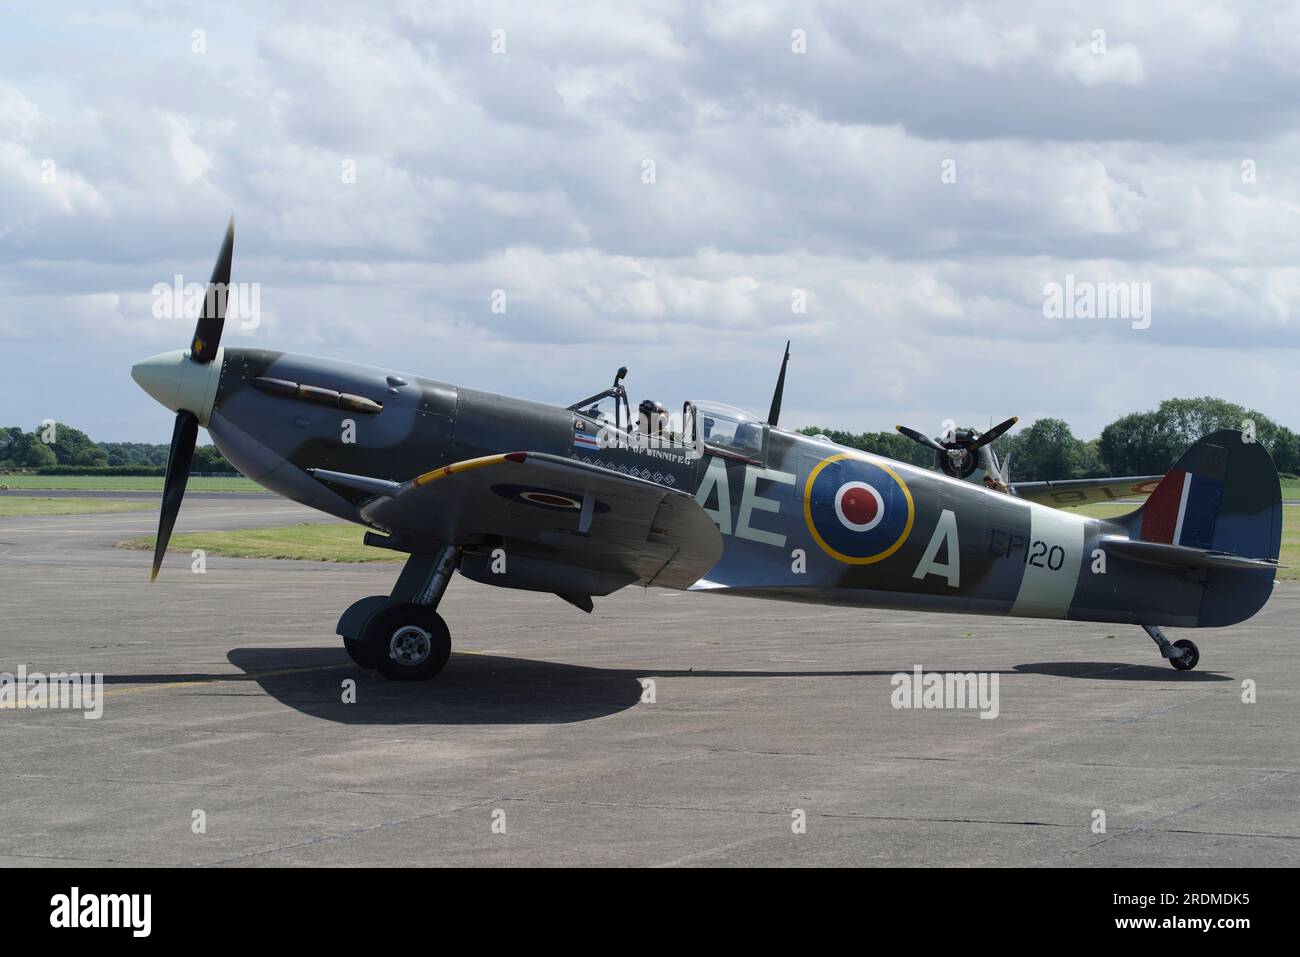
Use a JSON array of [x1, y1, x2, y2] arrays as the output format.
[[130, 222, 1284, 679]]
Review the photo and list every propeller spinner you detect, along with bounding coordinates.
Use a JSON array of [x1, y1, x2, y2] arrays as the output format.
[[131, 217, 235, 580]]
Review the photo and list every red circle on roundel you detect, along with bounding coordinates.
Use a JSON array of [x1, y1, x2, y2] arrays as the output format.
[[834, 481, 885, 532], [840, 487, 878, 525]]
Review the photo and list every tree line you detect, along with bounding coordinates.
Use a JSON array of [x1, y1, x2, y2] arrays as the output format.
[[0, 423, 232, 472], [800, 397, 1300, 482]]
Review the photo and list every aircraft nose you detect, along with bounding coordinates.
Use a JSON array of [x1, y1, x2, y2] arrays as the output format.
[[131, 348, 224, 425]]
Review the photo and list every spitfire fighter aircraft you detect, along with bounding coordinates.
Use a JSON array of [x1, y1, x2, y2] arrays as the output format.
[[132, 223, 1284, 679]]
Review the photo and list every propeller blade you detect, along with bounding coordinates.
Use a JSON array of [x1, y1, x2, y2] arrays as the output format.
[[969, 415, 1018, 450], [896, 424, 946, 453], [150, 410, 199, 581], [189, 216, 235, 364]]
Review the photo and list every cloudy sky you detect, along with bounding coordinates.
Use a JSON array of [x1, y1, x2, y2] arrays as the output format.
[[2, 0, 1299, 443]]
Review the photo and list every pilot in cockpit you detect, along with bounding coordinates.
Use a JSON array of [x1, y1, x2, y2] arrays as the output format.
[[638, 399, 668, 439]]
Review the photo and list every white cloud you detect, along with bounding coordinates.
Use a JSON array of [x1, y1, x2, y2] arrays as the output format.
[[1056, 40, 1146, 86], [166, 114, 212, 184], [900, 9, 1039, 71]]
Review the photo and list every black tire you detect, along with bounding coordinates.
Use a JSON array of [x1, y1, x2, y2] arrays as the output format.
[[338, 595, 400, 668], [1170, 638, 1200, 671], [343, 636, 378, 669], [368, 604, 452, 681]]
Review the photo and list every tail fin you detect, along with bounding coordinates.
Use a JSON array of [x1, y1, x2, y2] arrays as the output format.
[[1122, 429, 1282, 626]]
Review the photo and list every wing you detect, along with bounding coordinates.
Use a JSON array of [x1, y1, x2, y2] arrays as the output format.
[[1010, 475, 1163, 509], [310, 452, 722, 590]]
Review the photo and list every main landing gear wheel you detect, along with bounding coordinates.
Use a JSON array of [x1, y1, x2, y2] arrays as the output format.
[[366, 603, 452, 681], [1169, 638, 1200, 672]]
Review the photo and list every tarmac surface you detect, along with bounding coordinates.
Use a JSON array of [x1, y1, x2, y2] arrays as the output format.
[[0, 492, 1296, 867]]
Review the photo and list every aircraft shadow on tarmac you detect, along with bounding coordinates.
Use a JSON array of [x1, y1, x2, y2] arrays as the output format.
[[1013, 661, 1230, 682], [230, 647, 644, 724], [217, 648, 1000, 725], [93, 650, 1227, 727]]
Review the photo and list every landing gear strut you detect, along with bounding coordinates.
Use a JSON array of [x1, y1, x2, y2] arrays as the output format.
[[1141, 624, 1200, 672], [337, 545, 461, 680]]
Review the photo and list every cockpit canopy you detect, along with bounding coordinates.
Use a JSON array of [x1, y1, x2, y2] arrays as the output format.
[[567, 367, 767, 461], [689, 401, 764, 459]]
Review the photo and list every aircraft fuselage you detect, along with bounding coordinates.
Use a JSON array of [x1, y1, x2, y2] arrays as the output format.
[[178, 346, 1234, 630]]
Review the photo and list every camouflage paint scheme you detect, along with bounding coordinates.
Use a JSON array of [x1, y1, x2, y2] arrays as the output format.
[[204, 347, 1282, 632]]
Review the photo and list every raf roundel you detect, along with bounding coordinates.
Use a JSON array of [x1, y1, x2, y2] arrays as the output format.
[[803, 454, 915, 564]]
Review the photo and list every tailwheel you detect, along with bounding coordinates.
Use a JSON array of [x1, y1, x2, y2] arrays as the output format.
[[1141, 624, 1201, 672], [1169, 638, 1200, 672], [366, 602, 452, 681]]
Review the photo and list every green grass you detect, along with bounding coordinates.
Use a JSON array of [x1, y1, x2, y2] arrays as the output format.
[[0, 496, 155, 517], [0, 474, 262, 492], [119, 523, 402, 563], [1282, 517, 1300, 581], [1074, 504, 1134, 521]]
